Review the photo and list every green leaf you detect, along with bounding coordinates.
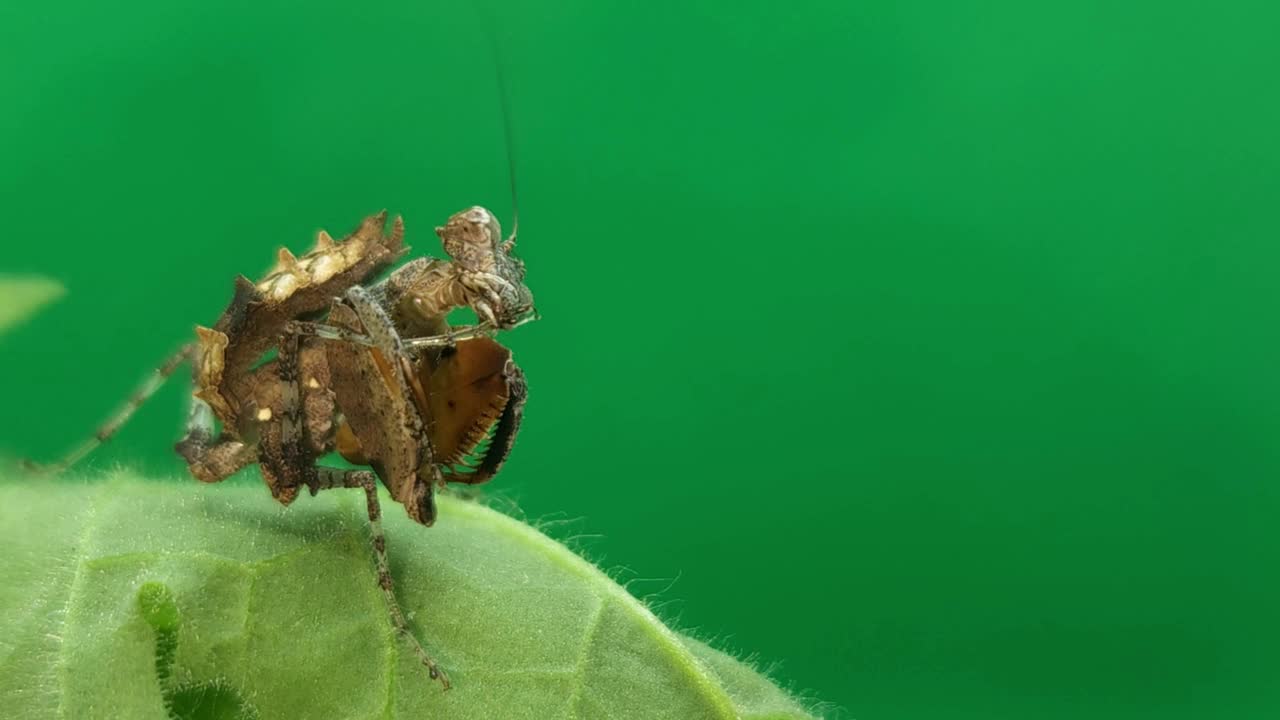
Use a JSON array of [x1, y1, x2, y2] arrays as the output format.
[[0, 473, 815, 719], [0, 276, 65, 336]]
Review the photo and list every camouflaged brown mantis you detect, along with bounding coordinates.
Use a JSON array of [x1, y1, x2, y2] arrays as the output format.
[[28, 206, 535, 689]]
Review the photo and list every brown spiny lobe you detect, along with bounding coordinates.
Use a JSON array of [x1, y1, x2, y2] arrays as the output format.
[[192, 212, 406, 434], [192, 325, 233, 423]]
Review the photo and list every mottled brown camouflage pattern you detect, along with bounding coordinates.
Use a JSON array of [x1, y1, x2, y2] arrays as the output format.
[[193, 211, 406, 436]]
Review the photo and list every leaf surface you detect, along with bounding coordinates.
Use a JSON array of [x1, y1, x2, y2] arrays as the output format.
[[0, 474, 815, 720]]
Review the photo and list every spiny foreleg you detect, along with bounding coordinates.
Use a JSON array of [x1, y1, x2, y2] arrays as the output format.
[[283, 319, 498, 350]]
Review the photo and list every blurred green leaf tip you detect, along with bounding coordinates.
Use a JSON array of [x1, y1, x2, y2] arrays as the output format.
[[0, 275, 65, 335], [0, 473, 818, 719]]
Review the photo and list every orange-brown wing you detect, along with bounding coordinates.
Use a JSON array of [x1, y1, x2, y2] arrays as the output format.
[[420, 337, 527, 485]]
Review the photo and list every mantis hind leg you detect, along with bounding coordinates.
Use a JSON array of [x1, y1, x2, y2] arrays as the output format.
[[23, 343, 193, 475], [305, 466, 451, 690]]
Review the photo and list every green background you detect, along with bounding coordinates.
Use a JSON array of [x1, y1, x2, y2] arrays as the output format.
[[2, 1, 1277, 717]]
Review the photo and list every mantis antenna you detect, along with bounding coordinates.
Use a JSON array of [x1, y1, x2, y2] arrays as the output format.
[[477, 5, 521, 250]]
